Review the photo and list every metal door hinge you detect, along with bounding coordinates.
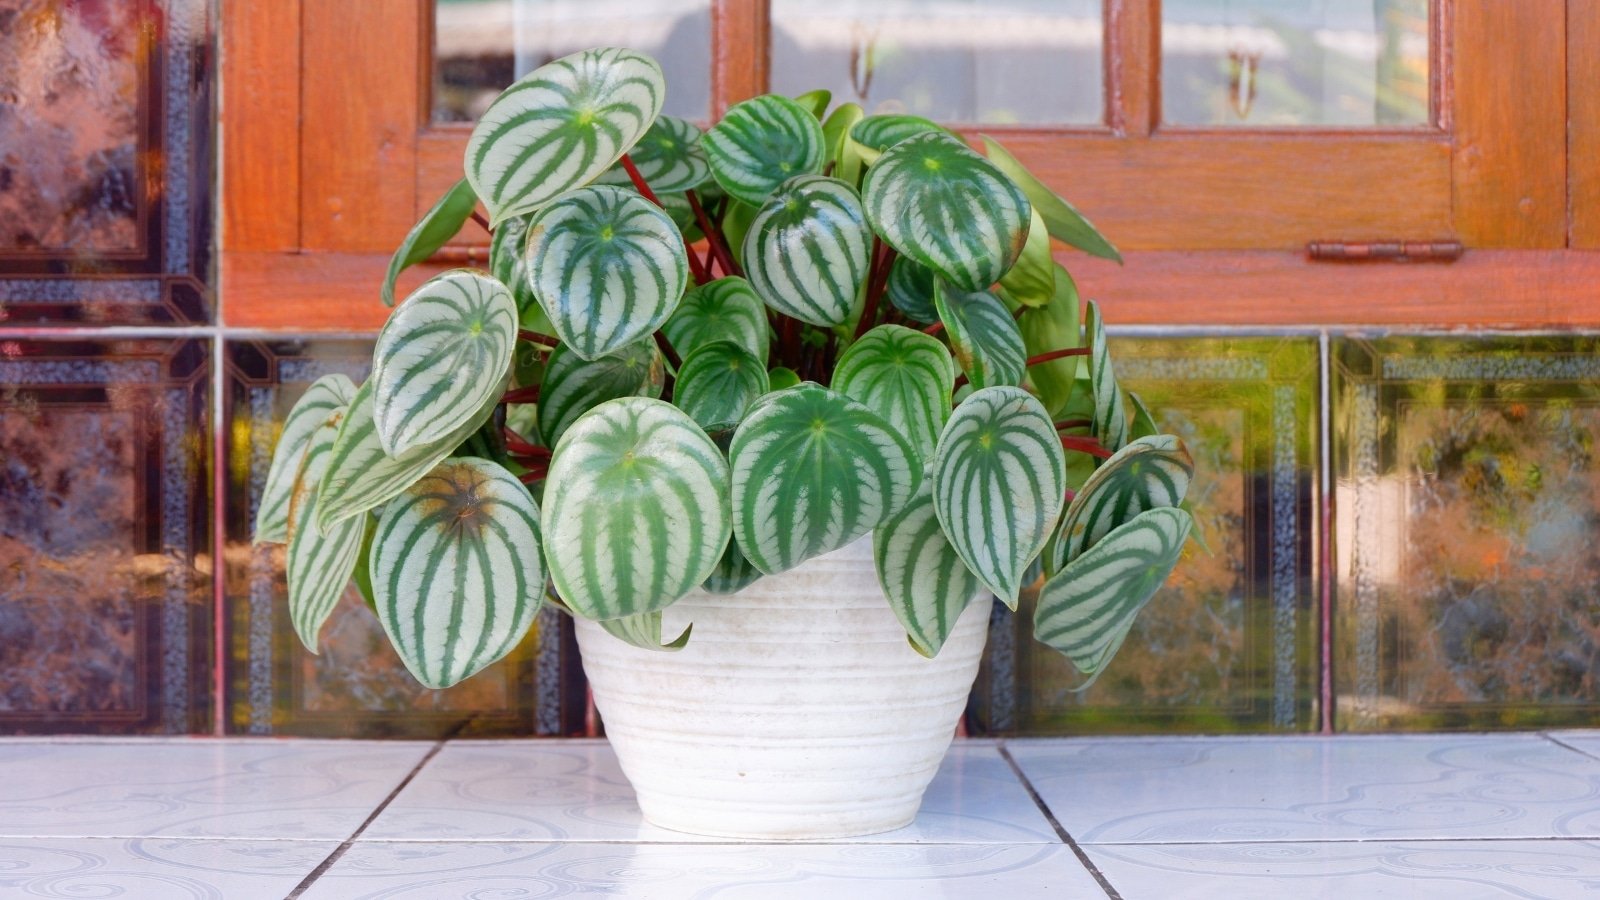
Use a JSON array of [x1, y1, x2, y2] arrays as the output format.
[[1306, 241, 1464, 262]]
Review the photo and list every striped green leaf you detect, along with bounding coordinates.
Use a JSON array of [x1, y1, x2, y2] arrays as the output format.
[[980, 135, 1121, 264], [542, 398, 732, 620], [998, 207, 1054, 308], [287, 412, 365, 654], [701, 94, 825, 206], [862, 132, 1030, 291], [820, 102, 866, 187], [1085, 301, 1128, 452], [850, 114, 945, 152], [935, 281, 1026, 389], [674, 341, 770, 432], [742, 175, 871, 327], [525, 185, 689, 360], [932, 386, 1066, 609], [383, 178, 479, 308], [661, 276, 770, 365], [465, 47, 664, 224], [730, 383, 919, 575], [598, 611, 692, 652], [255, 374, 357, 544], [886, 256, 938, 324], [490, 213, 555, 335], [370, 457, 545, 689], [1048, 434, 1193, 573], [596, 115, 709, 193], [372, 270, 516, 457], [538, 339, 663, 450], [1035, 507, 1191, 686], [832, 324, 954, 464], [1017, 265, 1081, 418], [703, 534, 763, 594], [873, 478, 982, 658]]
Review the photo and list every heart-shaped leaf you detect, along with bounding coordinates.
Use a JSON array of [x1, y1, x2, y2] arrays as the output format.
[[466, 47, 664, 224], [850, 114, 945, 152], [998, 207, 1054, 308], [933, 386, 1066, 609], [1048, 434, 1193, 573], [886, 256, 938, 324], [542, 397, 732, 620], [701, 94, 826, 206], [863, 131, 1030, 291], [980, 135, 1121, 263], [1086, 300, 1128, 452], [674, 340, 770, 432], [661, 276, 770, 365], [1035, 507, 1191, 686], [742, 175, 871, 327], [874, 477, 982, 658], [383, 179, 479, 307], [255, 374, 357, 544], [371, 270, 517, 457], [598, 611, 692, 652], [596, 115, 710, 193], [730, 383, 919, 575], [525, 185, 689, 360], [936, 281, 1026, 389], [287, 411, 365, 654], [538, 339, 663, 450], [702, 534, 763, 594], [832, 324, 954, 464], [1018, 266, 1081, 418], [370, 457, 545, 689]]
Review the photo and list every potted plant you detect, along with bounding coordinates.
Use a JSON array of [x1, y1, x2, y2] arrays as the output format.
[[256, 47, 1195, 839]]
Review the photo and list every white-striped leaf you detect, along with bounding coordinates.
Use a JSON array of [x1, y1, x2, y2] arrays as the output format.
[[862, 131, 1030, 291], [1017, 265, 1081, 418], [701, 94, 826, 206], [674, 341, 770, 432], [1085, 301, 1128, 452], [383, 178, 479, 308], [465, 47, 664, 225], [372, 270, 517, 457], [525, 185, 689, 360], [598, 611, 692, 652], [255, 374, 357, 543], [703, 534, 763, 594], [980, 135, 1121, 263], [542, 397, 731, 620], [832, 324, 954, 464], [537, 339, 663, 450], [596, 115, 709, 193], [932, 386, 1066, 609], [935, 281, 1026, 389], [998, 207, 1055, 308], [661, 276, 770, 365], [1034, 507, 1191, 686], [730, 383, 919, 575], [873, 477, 981, 658], [742, 174, 871, 327], [886, 256, 938, 324], [286, 412, 365, 654], [370, 457, 545, 689], [1047, 434, 1193, 573], [850, 114, 945, 152]]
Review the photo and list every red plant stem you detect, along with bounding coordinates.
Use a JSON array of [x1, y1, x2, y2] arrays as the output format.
[[654, 331, 683, 370], [621, 154, 709, 284], [1054, 418, 1092, 430], [471, 210, 493, 234], [703, 242, 718, 277], [780, 317, 800, 368], [518, 330, 559, 347], [518, 467, 549, 485], [504, 435, 549, 458], [923, 321, 945, 337], [687, 190, 741, 278], [1026, 347, 1090, 366], [502, 385, 541, 404], [854, 239, 892, 339], [1063, 487, 1076, 504], [1060, 436, 1114, 459]]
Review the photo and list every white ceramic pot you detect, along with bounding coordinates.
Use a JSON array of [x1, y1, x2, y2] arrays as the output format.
[[572, 536, 993, 840]]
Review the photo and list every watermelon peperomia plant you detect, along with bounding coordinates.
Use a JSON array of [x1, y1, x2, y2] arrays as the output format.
[[255, 47, 1195, 691]]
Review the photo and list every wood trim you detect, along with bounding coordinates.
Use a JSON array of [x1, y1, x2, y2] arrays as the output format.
[[712, 0, 768, 115], [1570, 0, 1600, 248], [1106, 0, 1159, 136], [220, 0, 301, 252]]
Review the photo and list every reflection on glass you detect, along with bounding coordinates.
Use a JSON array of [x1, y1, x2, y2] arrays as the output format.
[[771, 0, 1103, 125], [1162, 0, 1429, 127], [433, 0, 711, 123]]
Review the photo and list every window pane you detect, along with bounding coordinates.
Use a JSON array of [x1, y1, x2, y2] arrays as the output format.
[[433, 0, 710, 124], [1162, 0, 1430, 127], [771, 0, 1104, 126]]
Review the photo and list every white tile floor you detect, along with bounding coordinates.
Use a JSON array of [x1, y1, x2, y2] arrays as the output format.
[[2, 734, 1599, 899]]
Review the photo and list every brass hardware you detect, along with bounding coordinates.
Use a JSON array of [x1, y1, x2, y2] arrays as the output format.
[[1306, 241, 1464, 262]]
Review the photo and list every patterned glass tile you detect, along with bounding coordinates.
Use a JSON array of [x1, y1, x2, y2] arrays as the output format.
[[224, 340, 585, 738], [1333, 336, 1600, 731], [0, 0, 211, 324], [0, 337, 211, 734], [972, 337, 1320, 735]]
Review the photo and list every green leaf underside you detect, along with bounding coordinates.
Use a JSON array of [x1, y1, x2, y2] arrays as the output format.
[[703, 534, 764, 593], [832, 324, 954, 465], [766, 366, 801, 391], [980, 135, 1122, 264], [598, 610, 692, 651], [792, 88, 831, 119], [936, 282, 1026, 389], [490, 214, 552, 333], [932, 386, 1066, 609], [1035, 507, 1192, 687], [999, 207, 1055, 307], [351, 514, 380, 612], [370, 457, 545, 689], [850, 114, 945, 152], [730, 383, 920, 575], [1018, 264, 1082, 418], [662, 276, 770, 366], [701, 94, 826, 207], [372, 270, 517, 456], [465, 47, 664, 224], [384, 178, 479, 308], [537, 339, 662, 450], [256, 374, 358, 543], [1049, 434, 1193, 573], [525, 185, 689, 360], [743, 175, 871, 327], [862, 131, 1030, 291], [1086, 301, 1128, 452], [542, 397, 731, 620], [873, 480, 981, 658], [1129, 391, 1160, 440], [886, 256, 938, 324], [595, 115, 709, 193], [287, 413, 365, 654], [674, 341, 770, 432], [820, 102, 865, 185]]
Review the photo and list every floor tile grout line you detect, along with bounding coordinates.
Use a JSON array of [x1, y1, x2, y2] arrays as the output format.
[[996, 741, 1123, 900], [1081, 835, 1600, 847], [1541, 733, 1600, 763]]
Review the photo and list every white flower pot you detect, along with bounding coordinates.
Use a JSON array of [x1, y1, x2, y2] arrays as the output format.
[[572, 536, 993, 840]]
